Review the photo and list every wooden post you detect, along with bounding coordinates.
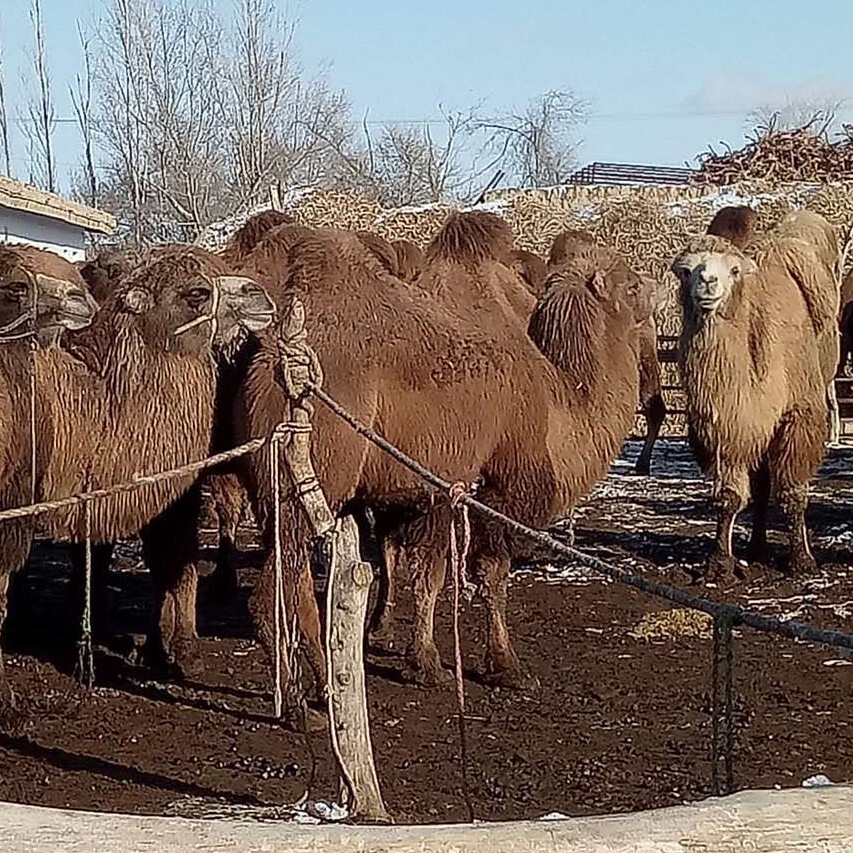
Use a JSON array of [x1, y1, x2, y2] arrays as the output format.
[[275, 299, 390, 824]]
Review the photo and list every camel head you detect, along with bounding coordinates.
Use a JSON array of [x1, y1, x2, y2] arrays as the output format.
[[0, 245, 99, 346], [671, 236, 757, 319], [117, 249, 275, 356]]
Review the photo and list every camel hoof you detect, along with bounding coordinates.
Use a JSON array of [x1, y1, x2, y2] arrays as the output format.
[[785, 551, 817, 578], [483, 666, 540, 692], [401, 658, 453, 688], [745, 540, 770, 567], [704, 552, 740, 585], [281, 705, 327, 734], [207, 567, 240, 603]]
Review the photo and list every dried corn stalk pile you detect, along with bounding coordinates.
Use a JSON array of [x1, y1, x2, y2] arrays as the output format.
[[692, 121, 853, 186]]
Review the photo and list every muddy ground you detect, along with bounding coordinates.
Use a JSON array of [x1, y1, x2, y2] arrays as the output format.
[[0, 438, 851, 824]]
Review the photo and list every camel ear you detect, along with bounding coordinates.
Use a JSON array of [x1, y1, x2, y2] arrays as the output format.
[[121, 287, 154, 314], [735, 256, 758, 277], [586, 270, 610, 298]]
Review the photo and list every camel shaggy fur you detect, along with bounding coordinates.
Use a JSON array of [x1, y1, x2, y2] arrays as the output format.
[[546, 229, 666, 475], [673, 231, 833, 580], [228, 213, 649, 711], [6, 248, 276, 683]]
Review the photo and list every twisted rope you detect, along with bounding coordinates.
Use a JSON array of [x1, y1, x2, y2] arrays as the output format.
[[270, 428, 289, 720], [448, 481, 474, 823], [0, 437, 269, 524], [76, 497, 95, 690], [711, 612, 736, 795]]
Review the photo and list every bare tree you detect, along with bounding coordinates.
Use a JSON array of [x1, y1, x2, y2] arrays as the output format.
[[0, 15, 11, 177], [71, 26, 97, 207], [21, 0, 56, 191], [746, 96, 845, 134], [479, 90, 588, 188]]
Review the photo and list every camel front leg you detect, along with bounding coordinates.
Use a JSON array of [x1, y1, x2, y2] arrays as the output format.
[[141, 487, 202, 678], [635, 392, 667, 476], [706, 485, 745, 584], [0, 519, 34, 713]]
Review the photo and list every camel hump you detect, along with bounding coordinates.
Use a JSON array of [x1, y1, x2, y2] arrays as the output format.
[[427, 210, 515, 266], [356, 230, 399, 277], [706, 206, 758, 250], [771, 210, 839, 273], [392, 240, 425, 282], [223, 210, 296, 264], [548, 228, 597, 268]]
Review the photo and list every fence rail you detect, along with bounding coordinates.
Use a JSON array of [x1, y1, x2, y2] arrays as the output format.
[[566, 162, 694, 187]]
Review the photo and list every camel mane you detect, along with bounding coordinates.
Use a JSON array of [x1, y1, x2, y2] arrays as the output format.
[[426, 210, 515, 266]]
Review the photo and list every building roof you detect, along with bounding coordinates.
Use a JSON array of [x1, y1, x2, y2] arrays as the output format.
[[566, 162, 694, 187], [0, 174, 116, 235]]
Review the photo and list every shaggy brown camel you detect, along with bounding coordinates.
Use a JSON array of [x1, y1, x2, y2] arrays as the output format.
[[546, 228, 666, 475], [6, 248, 276, 686], [391, 239, 424, 282], [0, 247, 100, 702], [229, 215, 649, 712], [672, 231, 833, 581]]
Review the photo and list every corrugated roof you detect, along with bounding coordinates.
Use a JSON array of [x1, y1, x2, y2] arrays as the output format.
[[0, 174, 116, 234]]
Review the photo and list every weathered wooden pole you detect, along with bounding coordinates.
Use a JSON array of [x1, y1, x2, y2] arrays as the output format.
[[275, 298, 390, 824]]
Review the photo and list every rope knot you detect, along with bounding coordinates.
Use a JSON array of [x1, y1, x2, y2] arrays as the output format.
[[448, 481, 469, 509]]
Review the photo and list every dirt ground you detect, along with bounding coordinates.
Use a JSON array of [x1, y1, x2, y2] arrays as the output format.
[[0, 438, 851, 825]]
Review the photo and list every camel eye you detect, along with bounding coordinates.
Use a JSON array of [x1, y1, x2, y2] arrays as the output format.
[[730, 265, 740, 278], [184, 287, 211, 307]]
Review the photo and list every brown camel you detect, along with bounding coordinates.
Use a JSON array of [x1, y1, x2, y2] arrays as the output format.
[[0, 247, 101, 703], [356, 230, 401, 277], [672, 230, 833, 581], [392, 239, 425, 282], [546, 228, 666, 475], [228, 214, 649, 713], [6, 248, 276, 686]]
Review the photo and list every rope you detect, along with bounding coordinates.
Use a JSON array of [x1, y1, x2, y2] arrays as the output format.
[[710, 613, 736, 795], [270, 429, 288, 719], [76, 498, 95, 690], [0, 436, 270, 524], [172, 274, 221, 340], [448, 482, 474, 823], [308, 383, 853, 651]]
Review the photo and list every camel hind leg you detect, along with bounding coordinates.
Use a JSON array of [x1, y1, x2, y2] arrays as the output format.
[[206, 472, 248, 601], [827, 381, 841, 446], [768, 409, 824, 577], [746, 460, 771, 566]]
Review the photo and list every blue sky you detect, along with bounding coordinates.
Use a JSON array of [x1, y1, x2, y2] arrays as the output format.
[[3, 0, 853, 191]]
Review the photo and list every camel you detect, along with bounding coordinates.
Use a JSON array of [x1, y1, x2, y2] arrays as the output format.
[[546, 228, 666, 475], [227, 213, 650, 713], [391, 239, 424, 282], [672, 227, 835, 582], [356, 231, 401, 277], [0, 247, 276, 697]]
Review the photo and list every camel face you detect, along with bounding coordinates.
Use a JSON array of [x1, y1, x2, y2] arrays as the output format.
[[35, 274, 100, 333], [213, 275, 276, 346], [672, 249, 749, 317], [0, 267, 98, 342]]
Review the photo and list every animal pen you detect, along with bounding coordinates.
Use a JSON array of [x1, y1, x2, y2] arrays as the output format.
[[1, 181, 853, 847]]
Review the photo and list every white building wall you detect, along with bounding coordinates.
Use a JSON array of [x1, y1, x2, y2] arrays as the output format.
[[0, 205, 87, 263]]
